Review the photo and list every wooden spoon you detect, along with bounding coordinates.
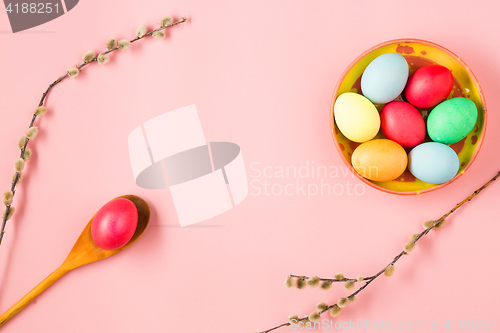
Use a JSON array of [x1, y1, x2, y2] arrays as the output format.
[[0, 194, 150, 327]]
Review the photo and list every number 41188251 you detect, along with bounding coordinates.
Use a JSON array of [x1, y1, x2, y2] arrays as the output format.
[[5, 3, 59, 14]]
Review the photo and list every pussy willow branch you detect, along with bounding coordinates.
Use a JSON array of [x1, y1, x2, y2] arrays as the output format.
[[258, 170, 500, 333], [0, 17, 187, 246]]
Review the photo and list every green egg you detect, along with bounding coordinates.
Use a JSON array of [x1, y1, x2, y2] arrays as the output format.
[[427, 97, 478, 144]]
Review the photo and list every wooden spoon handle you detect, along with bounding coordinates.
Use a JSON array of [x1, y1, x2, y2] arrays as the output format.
[[0, 264, 70, 327]]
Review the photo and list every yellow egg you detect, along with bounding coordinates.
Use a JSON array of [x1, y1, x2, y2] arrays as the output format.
[[351, 139, 407, 182], [334, 92, 380, 143]]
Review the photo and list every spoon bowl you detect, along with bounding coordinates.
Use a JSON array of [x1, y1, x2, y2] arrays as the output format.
[[0, 194, 150, 327]]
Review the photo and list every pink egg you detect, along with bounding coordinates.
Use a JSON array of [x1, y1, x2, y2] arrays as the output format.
[[91, 198, 138, 251], [404, 65, 453, 109], [380, 101, 426, 149]]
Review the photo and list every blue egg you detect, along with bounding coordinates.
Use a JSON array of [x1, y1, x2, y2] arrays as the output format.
[[408, 142, 459, 184], [361, 53, 409, 104]]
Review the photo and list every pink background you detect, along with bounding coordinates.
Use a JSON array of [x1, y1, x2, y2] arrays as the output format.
[[1, 1, 500, 332]]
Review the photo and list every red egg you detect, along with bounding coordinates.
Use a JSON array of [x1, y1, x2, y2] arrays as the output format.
[[91, 198, 138, 251], [380, 101, 426, 149], [404, 65, 453, 109]]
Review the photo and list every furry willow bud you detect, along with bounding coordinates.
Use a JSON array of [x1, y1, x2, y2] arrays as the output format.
[[83, 51, 96, 63], [308, 312, 321, 322], [97, 54, 110, 65], [344, 280, 355, 290], [136, 25, 148, 37], [329, 304, 341, 317], [18, 136, 26, 150], [334, 272, 345, 280], [434, 219, 446, 229], [34, 106, 47, 117], [284, 275, 293, 289], [2, 207, 15, 220], [337, 297, 348, 308], [3, 191, 13, 206], [68, 68, 79, 78], [14, 158, 25, 172], [118, 39, 131, 51], [296, 278, 306, 289], [159, 15, 173, 27], [320, 281, 332, 290], [409, 233, 420, 243], [316, 302, 328, 312], [404, 241, 415, 253], [26, 127, 38, 140], [357, 275, 364, 282], [288, 315, 299, 324], [23, 148, 32, 162], [152, 30, 165, 39], [423, 220, 435, 229], [106, 38, 117, 50], [12, 173, 22, 185], [307, 276, 320, 287], [384, 264, 395, 277]]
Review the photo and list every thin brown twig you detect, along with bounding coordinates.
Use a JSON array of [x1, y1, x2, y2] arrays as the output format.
[[258, 170, 500, 333], [0, 17, 188, 246]]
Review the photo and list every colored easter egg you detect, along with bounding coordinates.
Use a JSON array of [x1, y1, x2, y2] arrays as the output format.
[[404, 65, 453, 109], [408, 142, 459, 184], [351, 139, 408, 182], [91, 198, 138, 251], [427, 97, 478, 144], [380, 101, 426, 149], [361, 53, 409, 104], [334, 92, 380, 143]]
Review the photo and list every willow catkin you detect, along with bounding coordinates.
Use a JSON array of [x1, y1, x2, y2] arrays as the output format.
[[337, 297, 348, 308], [26, 127, 38, 139], [384, 264, 395, 277], [344, 280, 355, 290], [23, 148, 32, 162], [14, 158, 25, 172], [316, 302, 328, 312], [97, 54, 110, 65], [296, 278, 306, 289], [308, 312, 321, 322], [307, 276, 320, 287], [118, 39, 131, 51], [136, 25, 148, 38], [152, 30, 165, 39], [284, 275, 293, 289], [320, 281, 332, 290], [18, 136, 26, 149], [423, 220, 435, 229], [68, 68, 79, 78], [83, 51, 96, 63], [34, 106, 47, 117], [3, 191, 13, 206], [159, 15, 173, 27], [2, 207, 15, 220], [106, 38, 117, 50], [329, 305, 341, 317]]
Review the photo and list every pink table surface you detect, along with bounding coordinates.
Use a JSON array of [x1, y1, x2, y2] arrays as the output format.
[[1, 0, 500, 332]]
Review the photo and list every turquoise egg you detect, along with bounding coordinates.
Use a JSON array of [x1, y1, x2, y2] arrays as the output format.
[[408, 142, 459, 184], [361, 53, 409, 104], [427, 97, 477, 144]]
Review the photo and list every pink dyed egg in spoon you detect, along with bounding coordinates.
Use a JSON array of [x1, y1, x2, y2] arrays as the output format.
[[0, 195, 150, 328], [91, 198, 139, 250]]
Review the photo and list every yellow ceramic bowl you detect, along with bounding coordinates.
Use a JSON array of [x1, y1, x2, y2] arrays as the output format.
[[330, 39, 487, 195]]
